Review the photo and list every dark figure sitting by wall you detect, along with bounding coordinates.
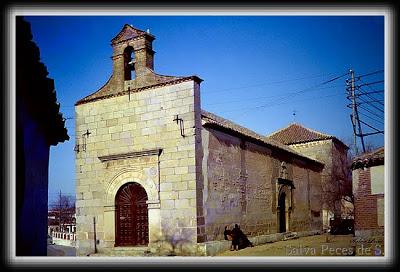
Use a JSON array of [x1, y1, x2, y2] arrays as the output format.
[[231, 224, 254, 250], [223, 225, 234, 251]]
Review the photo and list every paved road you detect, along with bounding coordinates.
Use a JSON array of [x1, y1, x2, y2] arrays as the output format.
[[47, 244, 76, 256]]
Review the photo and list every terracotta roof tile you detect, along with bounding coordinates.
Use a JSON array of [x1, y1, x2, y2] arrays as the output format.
[[352, 146, 384, 169], [201, 110, 324, 167], [267, 123, 340, 145]]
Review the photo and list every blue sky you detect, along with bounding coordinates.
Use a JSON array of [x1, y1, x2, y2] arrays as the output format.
[[23, 16, 385, 206]]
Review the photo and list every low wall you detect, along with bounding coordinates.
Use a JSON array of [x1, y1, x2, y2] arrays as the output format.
[[52, 232, 76, 247]]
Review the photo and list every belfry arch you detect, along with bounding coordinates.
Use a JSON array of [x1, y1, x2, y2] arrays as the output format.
[[123, 46, 135, 80]]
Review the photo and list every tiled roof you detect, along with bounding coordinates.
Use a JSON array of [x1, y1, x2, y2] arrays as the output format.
[[352, 147, 384, 169], [201, 110, 324, 167], [267, 123, 345, 146]]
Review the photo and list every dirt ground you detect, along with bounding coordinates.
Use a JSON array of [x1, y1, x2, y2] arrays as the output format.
[[217, 234, 384, 257]]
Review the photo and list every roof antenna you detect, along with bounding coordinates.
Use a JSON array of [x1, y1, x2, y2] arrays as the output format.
[[292, 109, 297, 122]]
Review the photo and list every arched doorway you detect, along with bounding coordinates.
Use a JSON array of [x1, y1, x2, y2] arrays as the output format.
[[115, 182, 148, 246], [278, 192, 286, 233]]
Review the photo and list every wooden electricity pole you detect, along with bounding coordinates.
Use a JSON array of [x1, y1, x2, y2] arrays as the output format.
[[349, 69, 366, 154]]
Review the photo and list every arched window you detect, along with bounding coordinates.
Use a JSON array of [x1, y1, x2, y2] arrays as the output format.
[[124, 46, 135, 80]]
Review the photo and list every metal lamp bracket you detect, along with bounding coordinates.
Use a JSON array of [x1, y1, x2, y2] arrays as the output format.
[[173, 115, 185, 137]]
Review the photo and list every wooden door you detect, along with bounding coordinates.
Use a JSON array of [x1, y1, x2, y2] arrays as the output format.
[[115, 183, 148, 246]]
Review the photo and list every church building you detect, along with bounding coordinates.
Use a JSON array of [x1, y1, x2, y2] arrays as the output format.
[[75, 24, 326, 256], [267, 123, 351, 231]]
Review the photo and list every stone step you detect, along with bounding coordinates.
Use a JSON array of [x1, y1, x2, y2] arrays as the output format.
[[90, 246, 152, 257]]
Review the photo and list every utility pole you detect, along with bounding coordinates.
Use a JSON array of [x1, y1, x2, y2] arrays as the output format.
[[349, 69, 366, 154], [350, 70, 357, 154], [347, 69, 384, 154]]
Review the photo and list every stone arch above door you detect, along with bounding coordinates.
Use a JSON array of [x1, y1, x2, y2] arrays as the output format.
[[105, 169, 159, 207], [102, 169, 161, 248]]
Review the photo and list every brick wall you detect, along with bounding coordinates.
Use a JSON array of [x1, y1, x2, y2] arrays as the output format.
[[353, 167, 384, 231]]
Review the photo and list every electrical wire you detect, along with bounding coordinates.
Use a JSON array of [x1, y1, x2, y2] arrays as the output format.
[[358, 87, 384, 106], [204, 84, 342, 106], [357, 96, 384, 113], [357, 111, 384, 125], [356, 69, 384, 78], [358, 119, 384, 134], [358, 104, 384, 118], [219, 72, 349, 116], [358, 80, 384, 87], [202, 71, 348, 94]]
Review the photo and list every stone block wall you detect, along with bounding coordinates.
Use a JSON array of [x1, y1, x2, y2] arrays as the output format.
[[75, 79, 200, 256], [200, 127, 323, 242], [290, 139, 349, 229]]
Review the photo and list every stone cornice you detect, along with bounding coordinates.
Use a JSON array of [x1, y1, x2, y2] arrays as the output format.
[[76, 76, 202, 106], [98, 148, 162, 162], [111, 47, 154, 59]]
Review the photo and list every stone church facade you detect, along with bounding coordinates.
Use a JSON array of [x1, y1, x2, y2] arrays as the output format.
[[75, 24, 325, 256]]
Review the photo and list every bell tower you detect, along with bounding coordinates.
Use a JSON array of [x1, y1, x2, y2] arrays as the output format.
[[109, 24, 155, 91], [75, 23, 195, 105]]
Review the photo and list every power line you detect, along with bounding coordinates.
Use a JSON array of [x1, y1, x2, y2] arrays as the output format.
[[357, 111, 384, 125], [202, 71, 347, 94], [358, 104, 384, 118], [357, 90, 384, 96], [356, 69, 384, 78], [357, 99, 384, 105], [358, 119, 384, 134], [357, 96, 384, 113], [346, 69, 384, 154], [357, 81, 384, 106], [225, 93, 341, 120], [358, 87, 384, 106], [204, 84, 342, 106], [217, 72, 349, 120], [358, 80, 384, 87]]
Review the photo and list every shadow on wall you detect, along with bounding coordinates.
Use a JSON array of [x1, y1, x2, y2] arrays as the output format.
[[151, 221, 196, 256]]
